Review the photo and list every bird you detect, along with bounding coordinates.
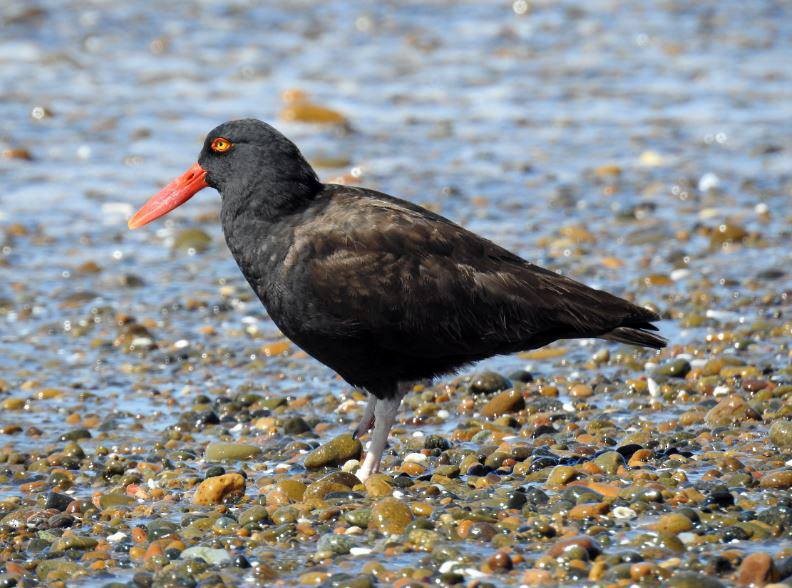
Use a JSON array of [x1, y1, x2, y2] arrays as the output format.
[[128, 119, 666, 481]]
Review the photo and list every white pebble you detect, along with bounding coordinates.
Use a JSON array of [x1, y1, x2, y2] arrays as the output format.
[[344, 526, 363, 535], [101, 202, 133, 216], [678, 532, 697, 544], [713, 385, 732, 397], [698, 207, 721, 220], [411, 430, 425, 437], [107, 532, 127, 543], [130, 336, 154, 349], [461, 568, 487, 579], [437, 409, 450, 419], [706, 309, 739, 322], [334, 399, 358, 413], [670, 269, 690, 281], [698, 172, 720, 192], [439, 561, 460, 574], [350, 547, 373, 556], [341, 459, 360, 473], [612, 506, 637, 520], [403, 452, 427, 465]]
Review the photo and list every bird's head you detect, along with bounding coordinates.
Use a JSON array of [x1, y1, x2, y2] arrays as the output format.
[[128, 119, 320, 229]]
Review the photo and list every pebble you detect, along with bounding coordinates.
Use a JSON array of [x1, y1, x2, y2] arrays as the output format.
[[652, 358, 692, 378], [303, 471, 358, 501], [612, 506, 637, 520], [469, 371, 511, 394], [316, 533, 354, 555], [569, 383, 593, 398], [759, 470, 792, 489], [593, 451, 624, 474], [653, 513, 694, 534], [238, 505, 269, 526], [280, 91, 348, 125], [173, 228, 212, 253], [369, 497, 413, 534], [546, 465, 578, 487], [736, 553, 779, 587], [180, 546, 232, 565], [666, 572, 725, 588], [45, 491, 73, 512], [204, 442, 261, 461], [481, 388, 525, 417], [705, 395, 761, 426], [304, 434, 362, 468], [547, 535, 601, 559], [51, 534, 98, 552], [769, 420, 792, 448], [192, 473, 245, 505]]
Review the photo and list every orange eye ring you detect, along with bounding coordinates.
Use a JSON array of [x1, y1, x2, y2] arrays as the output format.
[[210, 137, 233, 153]]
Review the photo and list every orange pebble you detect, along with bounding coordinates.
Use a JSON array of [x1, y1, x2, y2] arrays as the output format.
[[143, 541, 163, 561], [457, 519, 474, 539], [131, 527, 148, 543], [399, 462, 425, 476]]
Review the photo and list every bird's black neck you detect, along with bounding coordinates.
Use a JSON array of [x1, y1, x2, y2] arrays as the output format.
[[220, 174, 322, 223], [219, 179, 325, 296]]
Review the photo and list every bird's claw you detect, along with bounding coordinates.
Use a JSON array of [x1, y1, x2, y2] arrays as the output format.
[[352, 416, 375, 440]]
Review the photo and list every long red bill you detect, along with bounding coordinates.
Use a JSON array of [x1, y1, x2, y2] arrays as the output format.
[[128, 162, 208, 229]]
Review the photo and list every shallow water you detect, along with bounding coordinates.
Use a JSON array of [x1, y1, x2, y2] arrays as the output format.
[[1, 0, 791, 586]]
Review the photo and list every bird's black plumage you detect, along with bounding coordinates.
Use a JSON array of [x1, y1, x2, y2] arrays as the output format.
[[201, 119, 665, 401], [134, 118, 666, 479]]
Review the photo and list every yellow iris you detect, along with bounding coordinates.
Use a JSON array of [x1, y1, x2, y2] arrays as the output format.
[[210, 137, 232, 153]]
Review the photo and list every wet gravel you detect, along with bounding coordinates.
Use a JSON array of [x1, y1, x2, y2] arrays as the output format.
[[1, 0, 791, 586]]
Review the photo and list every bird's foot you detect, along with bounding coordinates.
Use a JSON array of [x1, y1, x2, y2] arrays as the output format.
[[352, 415, 375, 440], [355, 452, 380, 483]]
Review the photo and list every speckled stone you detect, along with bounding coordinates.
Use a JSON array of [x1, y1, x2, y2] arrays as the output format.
[[769, 420, 792, 448]]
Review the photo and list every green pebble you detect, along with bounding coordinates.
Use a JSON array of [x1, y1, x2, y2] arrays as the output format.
[[204, 442, 261, 461], [304, 434, 362, 468]]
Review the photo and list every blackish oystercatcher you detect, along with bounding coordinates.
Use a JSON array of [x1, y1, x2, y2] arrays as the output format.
[[129, 119, 666, 480]]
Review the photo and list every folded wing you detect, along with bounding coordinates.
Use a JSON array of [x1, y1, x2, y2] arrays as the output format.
[[298, 187, 666, 358]]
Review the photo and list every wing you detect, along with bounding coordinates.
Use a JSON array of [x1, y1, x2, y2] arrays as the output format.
[[291, 186, 662, 359]]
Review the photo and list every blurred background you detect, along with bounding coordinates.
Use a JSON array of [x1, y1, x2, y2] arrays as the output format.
[[3, 0, 789, 227]]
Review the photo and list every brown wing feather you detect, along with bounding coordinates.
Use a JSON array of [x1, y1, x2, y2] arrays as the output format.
[[295, 186, 661, 358]]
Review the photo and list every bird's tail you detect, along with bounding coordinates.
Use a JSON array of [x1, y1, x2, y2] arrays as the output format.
[[600, 326, 667, 350]]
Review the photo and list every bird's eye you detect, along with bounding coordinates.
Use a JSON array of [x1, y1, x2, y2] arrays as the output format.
[[210, 137, 233, 153]]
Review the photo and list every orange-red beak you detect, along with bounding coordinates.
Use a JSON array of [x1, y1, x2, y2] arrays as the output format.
[[128, 163, 208, 229]]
